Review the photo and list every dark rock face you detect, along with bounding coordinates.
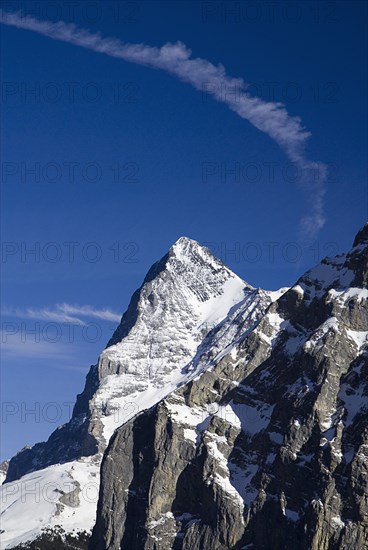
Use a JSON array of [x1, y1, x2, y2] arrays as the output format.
[[90, 225, 368, 550]]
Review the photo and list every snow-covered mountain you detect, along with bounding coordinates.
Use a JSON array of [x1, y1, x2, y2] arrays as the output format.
[[1, 226, 367, 550], [0, 237, 274, 549]]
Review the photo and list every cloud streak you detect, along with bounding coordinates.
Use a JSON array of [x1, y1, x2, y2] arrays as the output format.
[[0, 9, 326, 237], [56, 303, 121, 322], [1, 329, 96, 369], [2, 303, 121, 324], [0, 331, 75, 360]]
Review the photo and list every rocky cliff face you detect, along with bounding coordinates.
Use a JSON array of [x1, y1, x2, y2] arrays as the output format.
[[90, 225, 368, 550]]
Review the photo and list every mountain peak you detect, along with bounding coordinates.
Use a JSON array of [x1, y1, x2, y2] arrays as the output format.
[[94, 236, 251, 441], [169, 235, 214, 263], [353, 222, 368, 247], [172, 235, 197, 247]]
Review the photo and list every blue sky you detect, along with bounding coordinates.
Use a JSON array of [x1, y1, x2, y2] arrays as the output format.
[[1, 0, 367, 460]]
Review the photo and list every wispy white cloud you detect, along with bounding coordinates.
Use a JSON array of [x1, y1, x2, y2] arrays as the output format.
[[0, 330, 74, 360], [2, 304, 121, 324], [56, 303, 121, 322], [1, 303, 119, 361], [1, 329, 96, 370], [2, 306, 85, 325], [0, 10, 326, 237]]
